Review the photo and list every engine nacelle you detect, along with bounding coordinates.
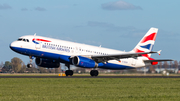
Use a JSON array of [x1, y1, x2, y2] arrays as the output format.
[[35, 58, 60, 68], [72, 56, 97, 68]]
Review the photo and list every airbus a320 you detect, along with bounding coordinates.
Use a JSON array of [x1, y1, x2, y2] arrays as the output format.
[[10, 28, 172, 76]]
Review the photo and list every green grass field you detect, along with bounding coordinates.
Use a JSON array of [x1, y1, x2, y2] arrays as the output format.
[[0, 78, 180, 101]]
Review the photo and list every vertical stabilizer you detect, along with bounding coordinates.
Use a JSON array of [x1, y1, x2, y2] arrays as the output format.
[[132, 28, 158, 57]]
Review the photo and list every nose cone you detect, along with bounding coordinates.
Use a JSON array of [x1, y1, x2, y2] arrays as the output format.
[[9, 41, 17, 51], [10, 41, 25, 55]]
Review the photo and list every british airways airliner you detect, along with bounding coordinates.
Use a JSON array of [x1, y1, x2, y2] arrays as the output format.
[[10, 28, 172, 76]]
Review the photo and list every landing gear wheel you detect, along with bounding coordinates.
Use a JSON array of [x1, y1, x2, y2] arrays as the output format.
[[27, 63, 33, 68], [27, 56, 34, 68], [90, 70, 99, 77], [65, 70, 73, 76]]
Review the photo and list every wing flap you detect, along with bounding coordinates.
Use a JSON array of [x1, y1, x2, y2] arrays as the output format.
[[91, 51, 158, 63]]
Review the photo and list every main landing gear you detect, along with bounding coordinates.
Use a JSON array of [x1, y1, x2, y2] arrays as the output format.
[[90, 70, 99, 77], [27, 56, 33, 68], [65, 64, 73, 76]]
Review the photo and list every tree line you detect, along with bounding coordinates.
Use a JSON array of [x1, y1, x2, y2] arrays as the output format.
[[0, 57, 61, 73], [148, 61, 179, 72]]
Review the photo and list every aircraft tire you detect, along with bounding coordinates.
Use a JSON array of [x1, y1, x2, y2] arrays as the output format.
[[90, 70, 99, 77], [65, 70, 73, 76], [27, 63, 33, 68], [70, 70, 73, 76]]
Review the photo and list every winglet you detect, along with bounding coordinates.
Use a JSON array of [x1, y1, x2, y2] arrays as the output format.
[[157, 50, 162, 55], [34, 33, 36, 36]]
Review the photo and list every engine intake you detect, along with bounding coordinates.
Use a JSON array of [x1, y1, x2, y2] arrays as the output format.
[[72, 56, 97, 68], [35, 58, 60, 68]]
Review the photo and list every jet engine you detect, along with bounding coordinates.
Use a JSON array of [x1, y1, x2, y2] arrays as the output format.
[[35, 58, 60, 68], [72, 56, 98, 68]]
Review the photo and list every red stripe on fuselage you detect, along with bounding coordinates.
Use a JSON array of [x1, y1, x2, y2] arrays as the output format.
[[141, 33, 157, 43], [32, 38, 51, 42]]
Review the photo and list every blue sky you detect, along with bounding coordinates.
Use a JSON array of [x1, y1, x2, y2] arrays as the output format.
[[0, 0, 180, 64]]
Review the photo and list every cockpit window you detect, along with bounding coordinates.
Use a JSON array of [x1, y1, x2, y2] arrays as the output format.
[[17, 38, 23, 41], [17, 38, 29, 42]]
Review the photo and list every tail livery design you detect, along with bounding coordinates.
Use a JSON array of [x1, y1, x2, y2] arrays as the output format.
[[133, 27, 158, 56], [132, 28, 158, 65]]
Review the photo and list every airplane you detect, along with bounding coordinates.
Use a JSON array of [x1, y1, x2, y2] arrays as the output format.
[[10, 27, 172, 76]]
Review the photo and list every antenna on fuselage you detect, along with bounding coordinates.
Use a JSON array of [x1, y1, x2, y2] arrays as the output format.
[[34, 33, 36, 40]]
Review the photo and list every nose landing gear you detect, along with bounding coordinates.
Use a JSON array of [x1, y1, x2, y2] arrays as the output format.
[[27, 56, 33, 68], [27, 63, 33, 68]]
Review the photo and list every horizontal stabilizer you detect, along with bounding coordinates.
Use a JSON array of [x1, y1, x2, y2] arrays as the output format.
[[144, 59, 173, 63]]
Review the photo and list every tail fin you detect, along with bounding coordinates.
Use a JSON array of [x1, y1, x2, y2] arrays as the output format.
[[132, 27, 158, 58]]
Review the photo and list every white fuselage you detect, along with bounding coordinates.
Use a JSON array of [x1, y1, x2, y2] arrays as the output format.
[[10, 35, 150, 69]]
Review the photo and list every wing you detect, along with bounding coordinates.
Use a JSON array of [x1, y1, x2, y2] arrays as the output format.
[[90, 51, 158, 63]]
